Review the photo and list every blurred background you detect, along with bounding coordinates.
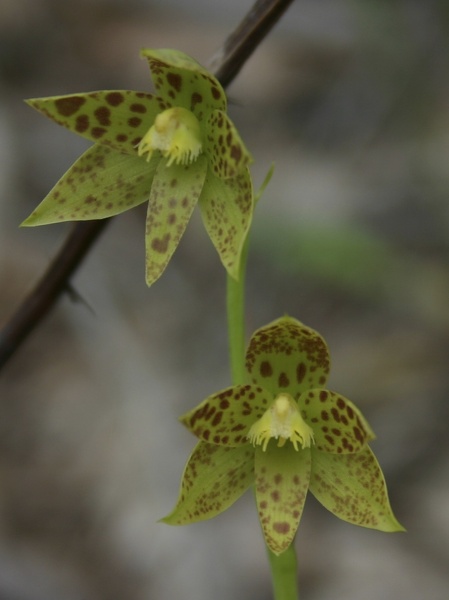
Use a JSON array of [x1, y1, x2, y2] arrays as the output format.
[[1, 0, 448, 598]]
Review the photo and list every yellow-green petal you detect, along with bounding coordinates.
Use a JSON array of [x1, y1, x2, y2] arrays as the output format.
[[22, 144, 157, 226], [26, 91, 166, 155], [245, 316, 331, 399], [254, 444, 311, 555], [309, 446, 405, 532], [198, 165, 253, 281], [300, 389, 375, 454], [180, 384, 272, 446], [145, 155, 208, 285], [204, 110, 253, 179], [141, 48, 227, 120], [162, 441, 254, 525]]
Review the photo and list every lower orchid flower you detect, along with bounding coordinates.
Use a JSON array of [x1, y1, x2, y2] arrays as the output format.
[[163, 316, 404, 555]]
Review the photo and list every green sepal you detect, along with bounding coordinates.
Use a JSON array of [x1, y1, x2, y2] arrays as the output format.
[[21, 144, 157, 226], [199, 165, 253, 281], [301, 389, 375, 454], [309, 446, 405, 532], [255, 163, 275, 205], [141, 48, 227, 120], [255, 443, 311, 555], [26, 91, 165, 155], [144, 155, 208, 285], [162, 441, 254, 525], [245, 316, 331, 398], [204, 110, 253, 179], [180, 384, 272, 447]]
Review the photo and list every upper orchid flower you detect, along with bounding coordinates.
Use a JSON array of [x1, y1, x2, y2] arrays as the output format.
[[163, 316, 404, 555], [22, 49, 253, 285]]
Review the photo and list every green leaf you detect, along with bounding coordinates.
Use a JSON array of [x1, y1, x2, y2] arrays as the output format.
[[27, 91, 164, 155], [144, 155, 208, 285], [180, 384, 272, 446], [300, 390, 375, 454], [22, 144, 157, 226], [245, 316, 331, 399], [309, 446, 405, 532], [162, 441, 254, 525], [204, 110, 253, 179], [255, 444, 311, 555], [141, 48, 227, 120], [199, 166, 253, 280]]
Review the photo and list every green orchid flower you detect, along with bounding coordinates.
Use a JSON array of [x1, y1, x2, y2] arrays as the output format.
[[22, 48, 253, 285], [164, 316, 404, 555]]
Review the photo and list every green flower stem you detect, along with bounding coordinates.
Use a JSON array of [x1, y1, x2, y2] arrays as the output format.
[[268, 545, 299, 600], [226, 236, 249, 386], [226, 166, 298, 600], [226, 236, 299, 600], [226, 165, 274, 387]]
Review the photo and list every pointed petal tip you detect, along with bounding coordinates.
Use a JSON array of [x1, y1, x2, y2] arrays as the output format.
[[382, 515, 406, 533], [19, 214, 50, 227], [158, 513, 176, 526]]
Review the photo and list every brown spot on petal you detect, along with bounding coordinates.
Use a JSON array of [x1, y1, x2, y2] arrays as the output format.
[[94, 106, 111, 126], [260, 361, 273, 377], [211, 86, 221, 100], [353, 426, 364, 443], [167, 72, 182, 92], [212, 412, 223, 426], [296, 362, 306, 383], [128, 117, 142, 128], [278, 372, 290, 388], [55, 96, 86, 117], [191, 92, 202, 109], [75, 114, 89, 133], [151, 234, 170, 254], [273, 522, 290, 534], [106, 92, 125, 106], [91, 127, 106, 139], [130, 103, 147, 113], [230, 145, 242, 163]]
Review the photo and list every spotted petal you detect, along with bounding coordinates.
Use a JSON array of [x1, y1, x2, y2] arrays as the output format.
[[245, 316, 331, 399], [300, 390, 375, 454], [180, 384, 272, 446], [27, 91, 165, 155], [199, 166, 253, 280], [309, 446, 405, 532], [204, 110, 253, 179], [145, 155, 208, 285], [142, 48, 227, 120], [255, 444, 311, 555], [162, 441, 254, 525], [22, 144, 157, 226]]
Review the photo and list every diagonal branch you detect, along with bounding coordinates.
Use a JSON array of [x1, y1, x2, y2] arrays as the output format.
[[212, 0, 295, 87], [0, 0, 294, 370]]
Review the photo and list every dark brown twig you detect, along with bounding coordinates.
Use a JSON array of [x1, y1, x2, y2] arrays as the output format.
[[0, 0, 294, 370], [212, 0, 295, 87], [0, 221, 109, 368]]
